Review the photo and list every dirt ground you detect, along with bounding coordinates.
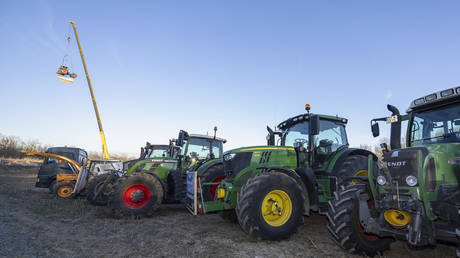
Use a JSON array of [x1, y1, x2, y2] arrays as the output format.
[[0, 165, 456, 257]]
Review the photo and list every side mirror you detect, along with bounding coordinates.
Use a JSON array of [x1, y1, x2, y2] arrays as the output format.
[[371, 122, 380, 137], [310, 115, 320, 135], [266, 126, 275, 145]]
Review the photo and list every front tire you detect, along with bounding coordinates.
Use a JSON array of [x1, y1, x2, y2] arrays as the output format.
[[236, 172, 305, 240], [86, 173, 116, 205], [108, 173, 163, 217], [56, 182, 75, 198], [327, 184, 392, 256], [200, 164, 225, 201]]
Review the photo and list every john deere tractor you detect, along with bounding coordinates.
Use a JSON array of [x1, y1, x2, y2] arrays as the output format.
[[186, 105, 376, 240], [107, 128, 227, 216], [327, 87, 460, 256]]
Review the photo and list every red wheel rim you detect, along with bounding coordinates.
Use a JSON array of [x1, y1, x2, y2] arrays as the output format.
[[210, 176, 225, 199], [122, 184, 151, 209], [357, 200, 379, 241]]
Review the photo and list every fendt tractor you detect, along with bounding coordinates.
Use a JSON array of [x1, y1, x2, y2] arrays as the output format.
[[123, 141, 178, 173], [327, 87, 460, 256], [186, 105, 377, 240], [86, 141, 177, 205], [105, 128, 227, 216]]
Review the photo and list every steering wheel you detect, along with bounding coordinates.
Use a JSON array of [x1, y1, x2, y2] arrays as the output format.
[[294, 138, 307, 148]]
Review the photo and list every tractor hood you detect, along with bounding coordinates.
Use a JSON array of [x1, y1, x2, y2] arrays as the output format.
[[223, 145, 297, 179], [224, 145, 294, 155]]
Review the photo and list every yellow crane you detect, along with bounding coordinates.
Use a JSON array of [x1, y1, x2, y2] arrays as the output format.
[[68, 20, 110, 159]]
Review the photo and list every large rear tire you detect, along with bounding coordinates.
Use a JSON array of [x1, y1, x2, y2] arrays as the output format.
[[236, 172, 305, 240], [48, 180, 57, 193], [337, 155, 376, 186], [200, 164, 225, 201], [108, 173, 163, 217], [327, 184, 392, 256]]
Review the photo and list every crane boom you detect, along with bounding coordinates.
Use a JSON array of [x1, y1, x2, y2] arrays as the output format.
[[69, 20, 110, 159]]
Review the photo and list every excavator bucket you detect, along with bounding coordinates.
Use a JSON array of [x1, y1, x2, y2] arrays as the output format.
[[57, 75, 74, 84]]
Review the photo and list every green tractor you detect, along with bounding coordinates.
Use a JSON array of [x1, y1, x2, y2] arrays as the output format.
[[86, 141, 177, 205], [186, 105, 376, 240], [123, 141, 178, 174], [327, 87, 460, 256], [107, 128, 227, 216]]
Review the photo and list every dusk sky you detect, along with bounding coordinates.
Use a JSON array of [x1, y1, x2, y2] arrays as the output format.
[[1, 1, 460, 156]]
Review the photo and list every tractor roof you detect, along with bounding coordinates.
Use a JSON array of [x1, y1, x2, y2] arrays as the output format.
[[277, 113, 348, 130], [150, 145, 169, 148], [188, 134, 227, 143], [408, 86, 460, 112], [46, 147, 87, 154]]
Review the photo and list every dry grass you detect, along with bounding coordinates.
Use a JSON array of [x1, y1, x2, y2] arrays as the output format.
[[0, 165, 456, 257]]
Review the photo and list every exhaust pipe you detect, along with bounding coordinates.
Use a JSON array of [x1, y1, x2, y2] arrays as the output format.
[[387, 104, 401, 150]]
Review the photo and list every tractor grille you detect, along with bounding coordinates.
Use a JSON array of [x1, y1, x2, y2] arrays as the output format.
[[224, 152, 252, 178], [383, 148, 427, 186]]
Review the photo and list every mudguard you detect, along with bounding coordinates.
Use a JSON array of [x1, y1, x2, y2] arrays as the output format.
[[196, 159, 223, 176], [329, 148, 378, 176]]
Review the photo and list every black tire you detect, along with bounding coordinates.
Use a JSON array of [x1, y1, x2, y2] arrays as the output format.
[[236, 172, 305, 240], [86, 173, 116, 205], [48, 180, 57, 193], [108, 172, 163, 217], [200, 164, 225, 202], [166, 170, 185, 203], [327, 184, 392, 256], [337, 155, 376, 186], [56, 182, 76, 199]]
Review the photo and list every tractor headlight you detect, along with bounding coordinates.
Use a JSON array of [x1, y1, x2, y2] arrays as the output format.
[[377, 175, 387, 185], [406, 175, 418, 186], [224, 153, 236, 161]]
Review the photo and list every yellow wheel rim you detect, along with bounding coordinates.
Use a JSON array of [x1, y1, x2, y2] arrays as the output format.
[[384, 209, 411, 227], [352, 170, 368, 184], [261, 190, 292, 227], [57, 185, 73, 198]]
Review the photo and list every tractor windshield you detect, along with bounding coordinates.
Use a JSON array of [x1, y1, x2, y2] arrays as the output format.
[[148, 147, 169, 158], [282, 121, 309, 147], [410, 103, 460, 146], [314, 120, 348, 153], [182, 138, 222, 160]]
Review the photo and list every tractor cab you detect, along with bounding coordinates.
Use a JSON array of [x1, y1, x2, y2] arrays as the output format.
[[140, 143, 171, 159], [273, 104, 349, 170], [176, 128, 226, 174]]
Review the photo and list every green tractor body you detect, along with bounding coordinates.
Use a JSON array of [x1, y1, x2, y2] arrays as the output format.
[[187, 108, 375, 240], [105, 129, 227, 216], [327, 87, 460, 256]]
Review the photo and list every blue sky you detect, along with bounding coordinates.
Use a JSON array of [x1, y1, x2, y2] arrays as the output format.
[[1, 1, 460, 156]]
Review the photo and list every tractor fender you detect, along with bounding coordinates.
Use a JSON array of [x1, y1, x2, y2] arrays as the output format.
[[257, 166, 311, 216], [142, 171, 168, 202], [329, 148, 378, 176], [196, 159, 223, 177]]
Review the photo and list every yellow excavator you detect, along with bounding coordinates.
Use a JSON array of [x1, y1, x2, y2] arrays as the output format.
[[57, 21, 110, 159]]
